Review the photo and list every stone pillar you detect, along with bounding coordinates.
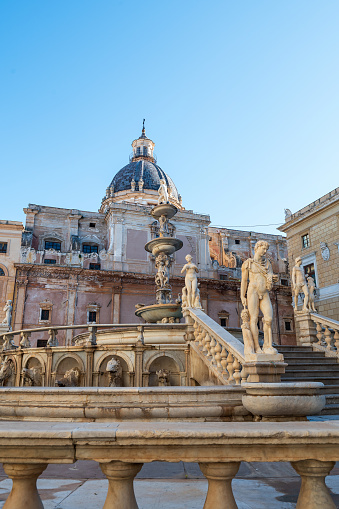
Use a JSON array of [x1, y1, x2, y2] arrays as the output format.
[[100, 461, 143, 509], [3, 463, 47, 509], [291, 459, 336, 509], [85, 346, 95, 386], [134, 331, 144, 387], [294, 311, 317, 346], [185, 345, 191, 385], [199, 462, 240, 509], [13, 279, 28, 332], [46, 348, 53, 386], [113, 292, 121, 324], [65, 279, 78, 346], [243, 361, 287, 382], [15, 350, 23, 386]]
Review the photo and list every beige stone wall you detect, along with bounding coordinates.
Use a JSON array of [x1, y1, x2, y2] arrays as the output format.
[[0, 221, 23, 322], [280, 188, 339, 321]]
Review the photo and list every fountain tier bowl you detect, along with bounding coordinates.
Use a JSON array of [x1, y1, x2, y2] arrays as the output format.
[[145, 237, 183, 256], [151, 203, 178, 219], [135, 303, 183, 323]]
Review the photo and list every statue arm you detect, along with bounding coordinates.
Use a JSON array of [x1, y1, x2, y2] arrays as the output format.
[[240, 261, 249, 306], [181, 264, 187, 274], [291, 267, 296, 288]]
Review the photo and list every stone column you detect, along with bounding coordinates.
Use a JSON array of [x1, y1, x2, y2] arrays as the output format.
[[199, 462, 240, 509], [113, 291, 121, 324], [291, 459, 336, 509], [294, 311, 317, 346], [46, 348, 53, 386], [15, 350, 23, 386], [134, 331, 144, 387], [65, 279, 78, 346], [185, 345, 191, 385], [3, 463, 47, 509], [85, 346, 95, 386], [100, 461, 143, 509]]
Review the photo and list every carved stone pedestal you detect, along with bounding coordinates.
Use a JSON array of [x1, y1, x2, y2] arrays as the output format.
[[294, 311, 317, 346], [291, 459, 336, 509], [100, 461, 143, 509], [243, 361, 286, 382], [199, 462, 240, 509], [3, 463, 47, 509]]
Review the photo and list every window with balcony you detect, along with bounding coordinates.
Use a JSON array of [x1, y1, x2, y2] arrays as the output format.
[[45, 241, 61, 251]]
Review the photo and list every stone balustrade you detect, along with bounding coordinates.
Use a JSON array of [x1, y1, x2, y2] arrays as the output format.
[[0, 420, 338, 508], [310, 313, 339, 357], [184, 308, 248, 385]]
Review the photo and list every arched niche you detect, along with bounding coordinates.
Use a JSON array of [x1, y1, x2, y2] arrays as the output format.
[[97, 355, 129, 387], [22, 356, 44, 386], [148, 355, 181, 387], [54, 354, 84, 386]]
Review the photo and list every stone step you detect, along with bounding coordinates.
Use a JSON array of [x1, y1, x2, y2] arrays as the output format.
[[283, 368, 339, 376], [320, 385, 339, 394], [325, 394, 339, 405], [282, 376, 339, 385], [319, 404, 339, 415], [279, 352, 326, 359], [278, 346, 313, 352], [285, 359, 339, 366]]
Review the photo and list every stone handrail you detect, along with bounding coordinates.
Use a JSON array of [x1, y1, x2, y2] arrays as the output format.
[[0, 420, 338, 508], [0, 323, 187, 351], [310, 312, 339, 357], [184, 308, 247, 385]]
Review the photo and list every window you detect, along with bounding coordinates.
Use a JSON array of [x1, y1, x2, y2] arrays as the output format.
[[89, 263, 100, 270], [218, 311, 229, 328], [281, 279, 289, 286], [44, 259, 56, 265], [88, 311, 97, 323], [0, 243, 8, 253], [40, 309, 50, 321], [235, 239, 240, 245], [89, 222, 96, 228], [284, 320, 293, 332], [220, 318, 227, 327], [37, 339, 48, 348], [219, 274, 227, 280], [82, 244, 98, 254], [0, 268, 5, 276], [45, 241, 61, 251], [301, 233, 310, 249], [304, 263, 316, 285]]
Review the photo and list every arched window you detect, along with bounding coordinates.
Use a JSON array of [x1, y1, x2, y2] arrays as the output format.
[[0, 268, 5, 276]]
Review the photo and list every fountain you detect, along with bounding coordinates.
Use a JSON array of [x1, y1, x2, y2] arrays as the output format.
[[135, 181, 183, 323]]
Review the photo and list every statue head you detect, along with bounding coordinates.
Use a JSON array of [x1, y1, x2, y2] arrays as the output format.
[[185, 254, 192, 263], [295, 256, 302, 266], [254, 240, 269, 256]]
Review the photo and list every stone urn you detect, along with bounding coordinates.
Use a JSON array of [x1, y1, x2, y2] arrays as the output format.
[[242, 382, 325, 420]]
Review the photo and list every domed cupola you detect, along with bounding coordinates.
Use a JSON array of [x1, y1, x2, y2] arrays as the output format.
[[101, 122, 182, 209]]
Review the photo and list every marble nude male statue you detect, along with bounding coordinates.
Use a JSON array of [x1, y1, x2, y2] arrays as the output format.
[[241, 241, 278, 355], [1, 300, 12, 328], [158, 179, 169, 205], [292, 257, 309, 312]]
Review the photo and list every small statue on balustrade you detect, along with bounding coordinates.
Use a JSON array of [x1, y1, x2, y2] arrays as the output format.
[[156, 369, 170, 386], [106, 357, 123, 387], [292, 257, 309, 312], [181, 254, 202, 309], [1, 300, 12, 328], [306, 275, 317, 312], [240, 240, 278, 355]]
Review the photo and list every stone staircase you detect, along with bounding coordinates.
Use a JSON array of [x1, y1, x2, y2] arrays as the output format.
[[278, 345, 339, 415]]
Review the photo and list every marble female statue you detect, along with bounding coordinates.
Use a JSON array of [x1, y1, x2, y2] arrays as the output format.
[[292, 257, 309, 312], [2, 300, 12, 328], [240, 240, 278, 355], [158, 179, 169, 205], [181, 254, 200, 308], [307, 275, 317, 312]]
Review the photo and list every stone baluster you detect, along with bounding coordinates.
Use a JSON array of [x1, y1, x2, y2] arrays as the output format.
[[233, 357, 241, 385], [209, 337, 217, 364], [324, 326, 333, 351], [100, 461, 143, 509], [241, 365, 248, 383], [2, 333, 16, 351], [47, 328, 58, 347], [291, 459, 336, 509], [214, 341, 222, 371], [199, 329, 206, 350], [227, 352, 235, 383], [202, 331, 209, 354], [220, 347, 228, 377], [204, 333, 212, 357], [193, 321, 199, 341], [315, 322, 324, 346], [334, 329, 339, 352], [87, 325, 97, 346], [199, 462, 240, 509], [3, 463, 47, 509], [19, 332, 31, 349]]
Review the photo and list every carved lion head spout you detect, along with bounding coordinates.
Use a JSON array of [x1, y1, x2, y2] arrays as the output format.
[[156, 369, 170, 386], [56, 367, 81, 387], [22, 367, 42, 386], [106, 358, 123, 387]]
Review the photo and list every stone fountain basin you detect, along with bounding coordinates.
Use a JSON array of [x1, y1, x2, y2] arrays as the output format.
[[241, 382, 325, 417], [135, 303, 182, 323], [145, 237, 183, 256], [151, 203, 178, 219]]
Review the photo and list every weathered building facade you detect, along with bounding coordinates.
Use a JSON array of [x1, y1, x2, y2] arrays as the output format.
[[11, 127, 295, 346]]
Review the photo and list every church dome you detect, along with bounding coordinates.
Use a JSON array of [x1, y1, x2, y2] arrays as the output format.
[[109, 159, 179, 201]]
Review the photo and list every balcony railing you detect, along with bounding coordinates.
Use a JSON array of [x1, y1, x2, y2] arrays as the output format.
[[0, 420, 337, 508]]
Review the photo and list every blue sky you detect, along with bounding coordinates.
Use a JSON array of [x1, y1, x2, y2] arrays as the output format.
[[1, 1, 338, 234]]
